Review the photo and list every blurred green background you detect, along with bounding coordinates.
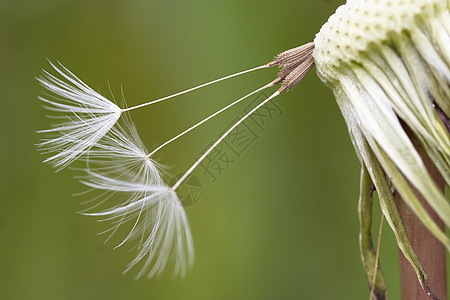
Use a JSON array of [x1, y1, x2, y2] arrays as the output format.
[[0, 0, 403, 299]]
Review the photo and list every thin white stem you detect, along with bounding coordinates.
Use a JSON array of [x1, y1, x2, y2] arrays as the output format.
[[122, 65, 269, 112], [147, 81, 277, 158], [171, 90, 281, 191]]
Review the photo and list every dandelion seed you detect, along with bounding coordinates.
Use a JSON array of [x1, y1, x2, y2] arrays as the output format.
[[38, 37, 317, 278], [37, 61, 273, 170]]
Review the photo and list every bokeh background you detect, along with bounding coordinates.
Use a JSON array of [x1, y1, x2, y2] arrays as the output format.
[[0, 0, 404, 299]]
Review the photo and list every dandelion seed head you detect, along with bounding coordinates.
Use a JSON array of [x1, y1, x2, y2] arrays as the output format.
[[314, 0, 445, 77], [313, 1, 450, 293]]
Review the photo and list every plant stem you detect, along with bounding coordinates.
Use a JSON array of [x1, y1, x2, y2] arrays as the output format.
[[396, 128, 447, 300]]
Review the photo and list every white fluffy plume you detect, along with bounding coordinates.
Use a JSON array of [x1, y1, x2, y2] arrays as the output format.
[[81, 114, 194, 279], [37, 61, 122, 170], [37, 61, 194, 278]]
